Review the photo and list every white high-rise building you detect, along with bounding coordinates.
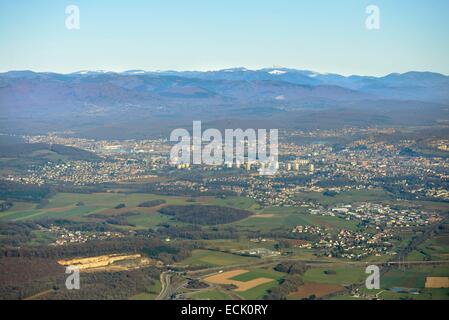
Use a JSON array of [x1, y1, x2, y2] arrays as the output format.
[[309, 163, 315, 173], [294, 161, 300, 171]]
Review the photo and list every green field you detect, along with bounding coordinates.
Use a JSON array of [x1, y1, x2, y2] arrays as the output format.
[[333, 264, 449, 300], [381, 265, 449, 289], [406, 221, 449, 261], [375, 288, 449, 300], [5, 206, 106, 222], [231, 269, 281, 282], [232, 208, 359, 231], [302, 266, 366, 285], [0, 193, 259, 226], [202, 239, 277, 251], [190, 290, 232, 300], [233, 268, 284, 300], [126, 212, 172, 229], [1, 191, 366, 237], [295, 189, 394, 206], [179, 249, 258, 267], [0, 191, 363, 235], [0, 201, 38, 220], [27, 230, 57, 246], [46, 192, 193, 208], [129, 280, 161, 300], [204, 196, 259, 211]]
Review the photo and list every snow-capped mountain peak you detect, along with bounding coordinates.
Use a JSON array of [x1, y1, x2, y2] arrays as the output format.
[[268, 70, 287, 75]]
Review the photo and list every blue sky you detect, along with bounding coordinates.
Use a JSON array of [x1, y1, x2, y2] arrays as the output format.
[[1, 0, 448, 75]]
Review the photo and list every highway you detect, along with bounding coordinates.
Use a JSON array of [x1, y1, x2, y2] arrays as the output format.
[[156, 217, 449, 300], [156, 271, 188, 300]]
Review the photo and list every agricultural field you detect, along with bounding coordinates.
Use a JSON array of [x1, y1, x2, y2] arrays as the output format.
[[407, 236, 449, 262], [289, 283, 345, 299], [2, 189, 447, 301], [230, 206, 359, 232], [47, 192, 192, 209], [203, 196, 260, 211], [0, 191, 364, 236], [199, 239, 278, 252], [0, 193, 260, 228], [129, 280, 162, 300], [0, 201, 38, 220], [381, 265, 449, 289], [3, 206, 105, 222], [294, 189, 394, 206], [425, 277, 449, 288], [331, 264, 449, 300], [406, 219, 449, 262], [27, 230, 57, 246], [178, 249, 258, 267], [125, 212, 172, 229], [190, 289, 232, 300], [234, 268, 284, 300], [302, 266, 366, 285], [372, 288, 449, 300], [203, 267, 283, 300]]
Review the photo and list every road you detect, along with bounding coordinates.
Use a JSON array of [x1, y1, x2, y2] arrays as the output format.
[[157, 217, 449, 300], [156, 271, 188, 300], [155, 272, 169, 300]]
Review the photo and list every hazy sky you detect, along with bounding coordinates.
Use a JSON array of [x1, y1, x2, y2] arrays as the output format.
[[1, 0, 448, 75]]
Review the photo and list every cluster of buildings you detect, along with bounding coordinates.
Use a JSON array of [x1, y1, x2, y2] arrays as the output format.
[[4, 159, 159, 186], [310, 202, 442, 229], [25, 133, 171, 156], [292, 225, 326, 235], [425, 188, 449, 201], [40, 225, 124, 246], [172, 158, 315, 174], [429, 139, 449, 152], [292, 225, 395, 260], [10, 128, 448, 206], [236, 247, 281, 258]]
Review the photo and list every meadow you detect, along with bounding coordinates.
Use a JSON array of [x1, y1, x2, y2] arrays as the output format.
[[233, 268, 284, 300], [0, 192, 362, 236], [294, 189, 394, 206], [202, 267, 284, 300], [178, 249, 258, 267], [329, 264, 449, 300], [190, 290, 232, 300], [129, 280, 162, 300], [302, 266, 366, 285], [231, 206, 359, 231], [0, 192, 258, 225]]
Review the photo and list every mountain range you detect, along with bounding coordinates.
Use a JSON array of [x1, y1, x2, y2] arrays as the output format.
[[1, 68, 448, 138]]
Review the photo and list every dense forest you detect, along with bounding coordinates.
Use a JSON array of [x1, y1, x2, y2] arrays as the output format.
[[0, 201, 13, 212], [137, 199, 166, 207], [0, 235, 193, 265], [158, 205, 252, 225], [0, 256, 161, 300], [264, 275, 304, 300], [0, 181, 51, 202]]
